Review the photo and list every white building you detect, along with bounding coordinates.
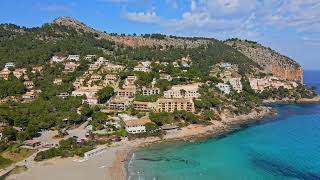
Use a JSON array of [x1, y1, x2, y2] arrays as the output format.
[[134, 65, 150, 72], [216, 83, 231, 94], [172, 62, 179, 68], [85, 55, 96, 60], [159, 73, 172, 81], [67, 55, 80, 61], [164, 83, 202, 98], [141, 61, 152, 67], [82, 95, 99, 105], [125, 117, 151, 134], [142, 87, 160, 95], [228, 78, 243, 92], [57, 92, 70, 99], [96, 57, 108, 65], [51, 56, 66, 63], [71, 87, 102, 97], [5, 62, 15, 69], [218, 63, 232, 69]]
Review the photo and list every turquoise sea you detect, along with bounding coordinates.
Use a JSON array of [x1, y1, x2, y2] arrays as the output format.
[[127, 71, 320, 180]]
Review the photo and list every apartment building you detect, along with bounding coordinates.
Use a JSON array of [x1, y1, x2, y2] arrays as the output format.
[[108, 99, 130, 110], [115, 88, 136, 98], [156, 98, 195, 113]]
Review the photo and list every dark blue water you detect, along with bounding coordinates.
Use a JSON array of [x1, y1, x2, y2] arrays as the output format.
[[304, 70, 320, 94], [127, 71, 320, 180]]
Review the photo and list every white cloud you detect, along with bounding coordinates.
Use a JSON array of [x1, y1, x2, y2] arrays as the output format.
[[123, 0, 320, 40], [266, 0, 320, 33], [124, 9, 162, 24]]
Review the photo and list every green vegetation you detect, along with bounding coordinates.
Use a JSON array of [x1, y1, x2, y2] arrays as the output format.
[[34, 138, 107, 161], [0, 156, 12, 169], [97, 86, 114, 103], [134, 94, 160, 102], [149, 110, 202, 126], [0, 23, 112, 67], [0, 74, 26, 98]]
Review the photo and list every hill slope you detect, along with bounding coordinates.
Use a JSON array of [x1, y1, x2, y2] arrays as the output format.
[[225, 39, 303, 82], [0, 16, 302, 81]]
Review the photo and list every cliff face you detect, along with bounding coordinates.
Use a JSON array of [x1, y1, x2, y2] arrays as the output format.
[[224, 39, 303, 82], [271, 64, 303, 83]]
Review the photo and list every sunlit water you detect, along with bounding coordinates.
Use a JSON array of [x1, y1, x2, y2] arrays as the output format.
[[127, 71, 320, 180]]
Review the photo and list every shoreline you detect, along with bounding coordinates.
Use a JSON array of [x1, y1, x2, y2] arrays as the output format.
[[262, 96, 320, 105], [6, 99, 319, 180], [109, 106, 277, 180]]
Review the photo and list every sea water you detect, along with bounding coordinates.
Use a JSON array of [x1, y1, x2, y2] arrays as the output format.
[[127, 71, 320, 180]]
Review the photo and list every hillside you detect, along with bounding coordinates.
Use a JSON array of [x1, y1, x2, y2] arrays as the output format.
[[0, 16, 302, 79], [224, 39, 303, 82]]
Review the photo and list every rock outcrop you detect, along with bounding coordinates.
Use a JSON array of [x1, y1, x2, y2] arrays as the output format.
[[52, 16, 210, 49], [225, 39, 303, 82]]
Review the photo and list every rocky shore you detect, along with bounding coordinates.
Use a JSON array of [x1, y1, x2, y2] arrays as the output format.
[[109, 106, 276, 180], [263, 96, 320, 104]]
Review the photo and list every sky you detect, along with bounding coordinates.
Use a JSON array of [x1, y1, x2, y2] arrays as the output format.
[[0, 0, 319, 70]]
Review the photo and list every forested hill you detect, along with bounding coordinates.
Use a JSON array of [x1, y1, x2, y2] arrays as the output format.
[[0, 16, 300, 76]]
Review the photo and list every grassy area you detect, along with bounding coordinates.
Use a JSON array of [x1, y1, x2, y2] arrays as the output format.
[[1, 148, 35, 163], [0, 155, 13, 169]]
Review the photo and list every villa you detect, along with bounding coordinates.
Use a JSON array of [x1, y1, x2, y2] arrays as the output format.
[[218, 63, 232, 69], [82, 95, 99, 105], [96, 57, 108, 65], [163, 83, 202, 99], [228, 78, 243, 92], [85, 55, 96, 60], [22, 91, 36, 101], [5, 62, 15, 69], [31, 66, 43, 73], [50, 55, 66, 63], [53, 78, 63, 85], [88, 63, 100, 71], [64, 62, 79, 73], [159, 73, 172, 81], [72, 86, 102, 97], [125, 75, 137, 85], [90, 75, 102, 81], [24, 81, 34, 89], [134, 64, 150, 72], [216, 83, 231, 94], [0, 68, 11, 80], [57, 92, 70, 99], [115, 88, 136, 98], [101, 63, 124, 73], [108, 98, 130, 110], [142, 87, 160, 95], [67, 55, 80, 61]]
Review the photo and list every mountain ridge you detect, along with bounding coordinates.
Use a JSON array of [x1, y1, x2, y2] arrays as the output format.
[[0, 16, 303, 81]]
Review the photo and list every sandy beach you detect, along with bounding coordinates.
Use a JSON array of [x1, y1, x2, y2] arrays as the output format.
[[5, 107, 274, 180]]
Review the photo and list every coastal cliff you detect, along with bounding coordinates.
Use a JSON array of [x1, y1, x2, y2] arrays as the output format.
[[225, 39, 303, 82]]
